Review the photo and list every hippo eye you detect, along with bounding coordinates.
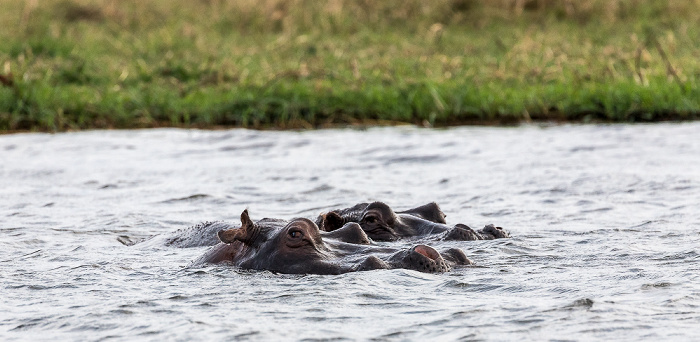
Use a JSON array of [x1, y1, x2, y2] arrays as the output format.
[[288, 229, 303, 239], [364, 216, 378, 224]]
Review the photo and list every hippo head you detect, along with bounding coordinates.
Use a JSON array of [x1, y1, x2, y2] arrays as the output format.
[[317, 202, 403, 240], [217, 210, 342, 274], [318, 202, 453, 242], [358, 202, 454, 241], [218, 209, 321, 250]]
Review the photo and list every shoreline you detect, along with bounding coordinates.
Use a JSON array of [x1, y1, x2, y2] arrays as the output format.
[[2, 116, 698, 135]]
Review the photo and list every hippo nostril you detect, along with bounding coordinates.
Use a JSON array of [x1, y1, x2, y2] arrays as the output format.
[[413, 245, 440, 261]]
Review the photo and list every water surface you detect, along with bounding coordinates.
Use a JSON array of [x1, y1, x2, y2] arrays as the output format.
[[1, 124, 699, 340]]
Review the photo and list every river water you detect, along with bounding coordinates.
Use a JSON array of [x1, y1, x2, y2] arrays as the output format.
[[1, 123, 699, 340]]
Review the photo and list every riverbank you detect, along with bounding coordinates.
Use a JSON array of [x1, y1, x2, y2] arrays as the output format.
[[1, 0, 699, 131]]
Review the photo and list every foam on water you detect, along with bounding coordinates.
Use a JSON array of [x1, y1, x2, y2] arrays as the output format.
[[1, 123, 699, 340]]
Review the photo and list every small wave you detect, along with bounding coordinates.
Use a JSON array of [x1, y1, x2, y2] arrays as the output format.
[[118, 300, 158, 308], [383, 155, 447, 165], [219, 142, 275, 152], [7, 249, 43, 261], [627, 220, 656, 229], [109, 309, 135, 315], [569, 145, 614, 153], [375, 329, 419, 340], [10, 319, 46, 331], [301, 184, 334, 194], [480, 209, 516, 217], [358, 292, 393, 300], [440, 280, 472, 289], [461, 283, 505, 293], [580, 207, 614, 214], [160, 194, 211, 203], [233, 331, 261, 339], [7, 283, 79, 290], [651, 251, 699, 262]]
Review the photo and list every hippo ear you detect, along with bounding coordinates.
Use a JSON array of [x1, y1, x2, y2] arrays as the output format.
[[240, 209, 254, 228], [320, 211, 344, 232], [217, 209, 255, 244]]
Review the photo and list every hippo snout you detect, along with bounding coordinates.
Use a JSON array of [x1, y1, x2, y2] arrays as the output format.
[[388, 244, 450, 273], [409, 245, 450, 273]]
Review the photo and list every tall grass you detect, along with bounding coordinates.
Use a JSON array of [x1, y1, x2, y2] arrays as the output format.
[[1, 0, 699, 131]]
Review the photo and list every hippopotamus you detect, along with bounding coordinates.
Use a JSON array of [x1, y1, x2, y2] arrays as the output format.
[[191, 209, 473, 274], [315, 202, 509, 242], [117, 221, 233, 248]]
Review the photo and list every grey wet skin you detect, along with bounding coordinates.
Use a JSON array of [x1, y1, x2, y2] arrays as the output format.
[[192, 209, 473, 274], [118, 221, 232, 247], [316, 201, 510, 242]]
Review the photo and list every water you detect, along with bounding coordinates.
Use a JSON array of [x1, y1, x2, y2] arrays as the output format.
[[1, 123, 699, 340]]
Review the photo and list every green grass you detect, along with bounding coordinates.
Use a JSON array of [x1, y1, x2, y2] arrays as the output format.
[[1, 0, 699, 131]]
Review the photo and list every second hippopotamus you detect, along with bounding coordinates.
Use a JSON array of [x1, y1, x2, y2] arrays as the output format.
[[315, 202, 510, 242]]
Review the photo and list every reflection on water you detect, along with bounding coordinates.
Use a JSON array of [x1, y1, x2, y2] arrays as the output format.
[[1, 123, 699, 340]]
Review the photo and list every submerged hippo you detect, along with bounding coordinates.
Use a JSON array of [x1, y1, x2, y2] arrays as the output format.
[[316, 202, 510, 242], [192, 209, 473, 274], [118, 221, 233, 248]]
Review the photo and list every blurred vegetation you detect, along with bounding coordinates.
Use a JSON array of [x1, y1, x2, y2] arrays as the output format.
[[1, 0, 699, 131]]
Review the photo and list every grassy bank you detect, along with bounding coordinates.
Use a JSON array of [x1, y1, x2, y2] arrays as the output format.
[[1, 0, 699, 131]]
